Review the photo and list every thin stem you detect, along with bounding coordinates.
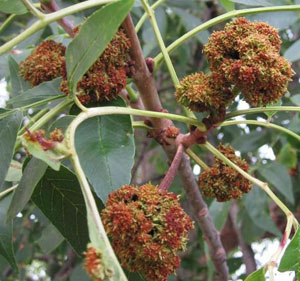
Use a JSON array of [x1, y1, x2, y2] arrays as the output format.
[[132, 121, 152, 130], [0, 0, 116, 55], [154, 4, 300, 66], [141, 0, 179, 86], [159, 144, 184, 191], [226, 106, 300, 119], [0, 185, 18, 200], [70, 154, 127, 280], [126, 84, 140, 102], [18, 108, 49, 135], [135, 0, 166, 32], [203, 142, 296, 219], [74, 96, 88, 112], [220, 120, 300, 143], [21, 0, 45, 18], [186, 148, 209, 170], [0, 14, 17, 36], [14, 98, 73, 151]]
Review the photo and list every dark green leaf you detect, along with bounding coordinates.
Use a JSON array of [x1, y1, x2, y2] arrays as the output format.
[[232, 130, 268, 153], [279, 227, 300, 273], [37, 224, 64, 254], [0, 193, 18, 272], [0, 111, 23, 189], [241, 211, 265, 243], [31, 165, 103, 255], [75, 98, 135, 202], [258, 162, 294, 204], [7, 158, 48, 222], [209, 200, 231, 231], [0, 0, 27, 15], [245, 267, 266, 281], [8, 55, 29, 97], [49, 115, 75, 133], [66, 0, 135, 92], [290, 94, 300, 106], [7, 78, 64, 108], [70, 263, 90, 281], [278, 144, 297, 169], [284, 39, 300, 63], [243, 187, 281, 237]]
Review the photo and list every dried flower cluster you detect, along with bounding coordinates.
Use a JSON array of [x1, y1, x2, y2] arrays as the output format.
[[204, 17, 294, 106], [101, 184, 193, 281], [19, 40, 66, 87], [24, 128, 64, 151], [176, 17, 294, 114], [84, 244, 113, 281], [19, 30, 131, 104], [198, 144, 252, 202]]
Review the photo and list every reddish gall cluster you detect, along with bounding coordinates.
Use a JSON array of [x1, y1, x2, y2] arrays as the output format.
[[101, 184, 193, 281], [84, 244, 113, 281], [19, 40, 66, 87], [60, 29, 131, 104], [24, 128, 64, 151], [204, 17, 295, 106], [19, 30, 131, 104], [198, 144, 252, 202]]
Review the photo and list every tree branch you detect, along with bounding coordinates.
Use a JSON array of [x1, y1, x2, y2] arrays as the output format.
[[122, 14, 229, 281]]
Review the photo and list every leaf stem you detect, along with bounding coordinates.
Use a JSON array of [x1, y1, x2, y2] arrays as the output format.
[[132, 121, 152, 130], [0, 14, 17, 36], [186, 148, 209, 170], [21, 0, 45, 19], [154, 4, 300, 66], [0, 185, 18, 200], [126, 84, 140, 102], [220, 119, 300, 143], [0, 0, 117, 55], [226, 106, 300, 119], [202, 142, 297, 221], [135, 0, 166, 32]]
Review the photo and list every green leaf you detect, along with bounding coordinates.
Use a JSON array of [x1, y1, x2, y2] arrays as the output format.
[[243, 187, 281, 237], [8, 55, 29, 97], [245, 267, 266, 281], [48, 115, 75, 133], [5, 160, 22, 182], [70, 263, 90, 281], [31, 165, 103, 255], [75, 98, 135, 202], [66, 0, 135, 92], [209, 200, 231, 231], [258, 162, 294, 204], [0, 193, 18, 272], [0, 0, 27, 14], [7, 78, 64, 108], [22, 139, 61, 171], [284, 39, 300, 63], [232, 130, 268, 153], [229, 0, 271, 6], [265, 100, 282, 118], [278, 144, 298, 169], [37, 223, 64, 254], [0, 111, 23, 189], [279, 227, 300, 273], [290, 94, 300, 106], [6, 158, 48, 222], [220, 0, 235, 11]]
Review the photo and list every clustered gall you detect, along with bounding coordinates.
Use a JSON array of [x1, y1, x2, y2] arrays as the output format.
[[84, 244, 113, 281], [204, 17, 295, 107], [176, 17, 294, 116], [24, 128, 64, 151], [19, 40, 66, 87], [101, 184, 193, 281], [198, 144, 252, 202], [20, 29, 131, 104]]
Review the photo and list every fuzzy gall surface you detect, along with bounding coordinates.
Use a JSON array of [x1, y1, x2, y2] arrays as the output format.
[[203, 17, 294, 106], [19, 40, 66, 86], [84, 245, 113, 281], [60, 29, 131, 104], [198, 144, 252, 202], [101, 184, 193, 281], [175, 72, 234, 113]]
